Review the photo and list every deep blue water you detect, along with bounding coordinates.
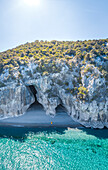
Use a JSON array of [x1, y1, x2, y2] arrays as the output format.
[[0, 127, 108, 170]]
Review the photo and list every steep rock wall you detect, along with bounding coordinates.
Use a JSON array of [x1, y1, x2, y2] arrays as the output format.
[[0, 84, 35, 119], [0, 60, 108, 128]]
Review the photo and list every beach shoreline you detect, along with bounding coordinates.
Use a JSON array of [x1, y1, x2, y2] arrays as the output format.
[[0, 103, 82, 128]]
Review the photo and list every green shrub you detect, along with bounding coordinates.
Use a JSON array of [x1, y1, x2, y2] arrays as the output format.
[[78, 86, 88, 100], [0, 38, 108, 85], [42, 71, 49, 76]]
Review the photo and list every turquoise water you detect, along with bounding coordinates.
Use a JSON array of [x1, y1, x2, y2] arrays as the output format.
[[0, 127, 108, 170]]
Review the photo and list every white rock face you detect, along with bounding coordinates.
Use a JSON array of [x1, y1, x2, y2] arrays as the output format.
[[0, 83, 35, 119], [0, 60, 108, 128]]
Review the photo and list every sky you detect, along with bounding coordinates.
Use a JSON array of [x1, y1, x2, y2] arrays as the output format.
[[0, 0, 108, 52]]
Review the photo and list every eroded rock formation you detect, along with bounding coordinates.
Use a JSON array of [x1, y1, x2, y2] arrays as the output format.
[[0, 39, 108, 128], [0, 84, 35, 118], [0, 61, 108, 128]]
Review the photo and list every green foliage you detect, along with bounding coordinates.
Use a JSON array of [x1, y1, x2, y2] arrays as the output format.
[[18, 73, 23, 79], [78, 86, 88, 100], [42, 71, 49, 76], [0, 38, 108, 77], [83, 65, 94, 74]]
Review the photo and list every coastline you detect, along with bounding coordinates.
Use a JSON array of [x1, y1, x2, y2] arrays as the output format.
[[0, 103, 82, 128], [0, 122, 83, 128], [0, 122, 82, 128]]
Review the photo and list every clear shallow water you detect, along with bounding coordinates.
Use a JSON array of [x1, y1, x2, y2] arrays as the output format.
[[0, 127, 108, 170]]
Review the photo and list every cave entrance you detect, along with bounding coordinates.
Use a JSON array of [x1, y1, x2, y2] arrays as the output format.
[[56, 104, 67, 114], [28, 85, 37, 103], [27, 85, 41, 107]]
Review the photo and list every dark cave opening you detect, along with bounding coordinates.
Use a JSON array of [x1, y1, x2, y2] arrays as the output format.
[[27, 85, 40, 105], [27, 85, 67, 114], [26, 85, 44, 112], [56, 104, 67, 113], [28, 85, 37, 102]]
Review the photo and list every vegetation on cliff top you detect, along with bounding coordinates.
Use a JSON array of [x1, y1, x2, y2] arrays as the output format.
[[0, 39, 108, 74], [0, 39, 108, 96]]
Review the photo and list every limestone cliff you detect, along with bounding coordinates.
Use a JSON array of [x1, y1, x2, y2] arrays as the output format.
[[0, 39, 108, 128]]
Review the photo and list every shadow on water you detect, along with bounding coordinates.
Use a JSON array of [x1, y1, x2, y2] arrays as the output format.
[[0, 126, 108, 142], [0, 126, 67, 142], [82, 127, 108, 139]]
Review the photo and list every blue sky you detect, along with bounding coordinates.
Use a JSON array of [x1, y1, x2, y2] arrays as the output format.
[[0, 0, 108, 52]]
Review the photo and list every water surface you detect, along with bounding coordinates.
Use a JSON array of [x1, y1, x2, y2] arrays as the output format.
[[0, 127, 108, 170]]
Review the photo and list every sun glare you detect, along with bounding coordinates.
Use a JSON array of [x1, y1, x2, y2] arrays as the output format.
[[24, 0, 40, 6]]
